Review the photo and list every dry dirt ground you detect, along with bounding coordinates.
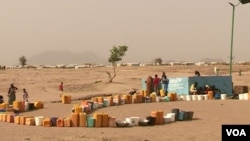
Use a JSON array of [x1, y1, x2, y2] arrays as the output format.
[[0, 65, 249, 141]]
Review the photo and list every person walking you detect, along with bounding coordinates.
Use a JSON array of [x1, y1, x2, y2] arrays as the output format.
[[8, 83, 18, 105], [23, 88, 29, 102]]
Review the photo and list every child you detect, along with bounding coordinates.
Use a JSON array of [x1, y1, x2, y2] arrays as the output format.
[[23, 88, 29, 102]]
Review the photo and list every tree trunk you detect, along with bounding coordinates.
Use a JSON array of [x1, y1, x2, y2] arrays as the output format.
[[106, 65, 116, 83]]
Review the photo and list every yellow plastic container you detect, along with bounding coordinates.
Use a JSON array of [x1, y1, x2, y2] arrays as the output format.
[[71, 113, 79, 127], [79, 113, 87, 127]]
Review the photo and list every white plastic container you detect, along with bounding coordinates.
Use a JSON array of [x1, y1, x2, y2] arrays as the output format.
[[35, 116, 44, 126], [220, 94, 227, 100], [203, 95, 208, 100], [192, 95, 197, 101], [125, 117, 140, 126], [180, 95, 186, 101], [239, 94, 244, 100], [197, 95, 203, 101], [163, 116, 171, 123], [186, 95, 192, 101], [243, 93, 249, 100], [166, 113, 175, 122]]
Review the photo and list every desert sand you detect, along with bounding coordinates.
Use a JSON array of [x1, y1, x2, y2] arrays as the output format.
[[0, 65, 249, 141]]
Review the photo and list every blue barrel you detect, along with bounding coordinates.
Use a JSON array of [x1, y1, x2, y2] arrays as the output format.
[[87, 116, 95, 127]]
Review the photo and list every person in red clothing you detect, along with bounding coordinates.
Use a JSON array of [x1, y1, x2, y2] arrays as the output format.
[[59, 82, 64, 92], [153, 74, 160, 96]]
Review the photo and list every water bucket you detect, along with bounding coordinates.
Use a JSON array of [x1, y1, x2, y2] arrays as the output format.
[[179, 95, 186, 101], [243, 93, 249, 100], [187, 111, 194, 120], [50, 117, 58, 126], [203, 95, 208, 100], [28, 103, 35, 110], [171, 108, 179, 121], [214, 93, 221, 99], [186, 95, 192, 101], [239, 94, 244, 100], [163, 116, 171, 123], [192, 95, 197, 101], [146, 116, 156, 125], [197, 95, 203, 101], [87, 116, 95, 127], [35, 116, 44, 126], [130, 117, 140, 126], [221, 94, 227, 100], [166, 113, 175, 122], [178, 111, 185, 121]]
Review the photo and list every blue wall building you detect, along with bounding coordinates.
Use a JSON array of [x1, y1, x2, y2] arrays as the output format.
[[141, 76, 233, 96]]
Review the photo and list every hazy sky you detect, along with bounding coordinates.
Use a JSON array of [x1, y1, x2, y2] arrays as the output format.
[[0, 0, 250, 65]]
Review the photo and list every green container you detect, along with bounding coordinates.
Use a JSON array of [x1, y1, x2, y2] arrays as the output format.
[[87, 116, 95, 127], [103, 100, 108, 107]]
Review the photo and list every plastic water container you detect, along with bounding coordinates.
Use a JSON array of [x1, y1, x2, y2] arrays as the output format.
[[197, 95, 203, 101], [220, 94, 227, 100], [243, 93, 249, 100], [166, 113, 175, 122], [192, 95, 198, 101], [179, 95, 186, 101], [35, 116, 44, 126], [163, 116, 171, 123], [186, 95, 192, 101], [239, 94, 244, 100], [87, 116, 95, 127], [24, 102, 29, 111], [203, 95, 208, 100], [103, 99, 108, 107]]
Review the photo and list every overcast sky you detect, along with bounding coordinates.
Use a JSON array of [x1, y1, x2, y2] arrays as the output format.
[[0, 0, 249, 65]]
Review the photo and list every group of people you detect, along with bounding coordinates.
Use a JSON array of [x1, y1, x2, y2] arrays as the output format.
[[4, 83, 29, 105], [145, 72, 169, 96], [189, 82, 221, 95]]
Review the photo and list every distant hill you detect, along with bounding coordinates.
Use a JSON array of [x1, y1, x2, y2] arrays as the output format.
[[27, 50, 108, 65]]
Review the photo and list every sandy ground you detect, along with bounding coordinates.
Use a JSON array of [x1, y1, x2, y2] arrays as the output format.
[[0, 65, 250, 141]]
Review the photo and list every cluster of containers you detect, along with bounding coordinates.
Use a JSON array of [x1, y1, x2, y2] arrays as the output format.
[[115, 108, 194, 127], [238, 93, 250, 100], [0, 101, 43, 113]]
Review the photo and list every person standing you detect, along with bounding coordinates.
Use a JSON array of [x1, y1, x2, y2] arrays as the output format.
[[23, 88, 29, 102], [153, 74, 160, 96], [145, 76, 153, 96], [8, 83, 18, 105], [59, 82, 64, 92], [161, 75, 169, 96]]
